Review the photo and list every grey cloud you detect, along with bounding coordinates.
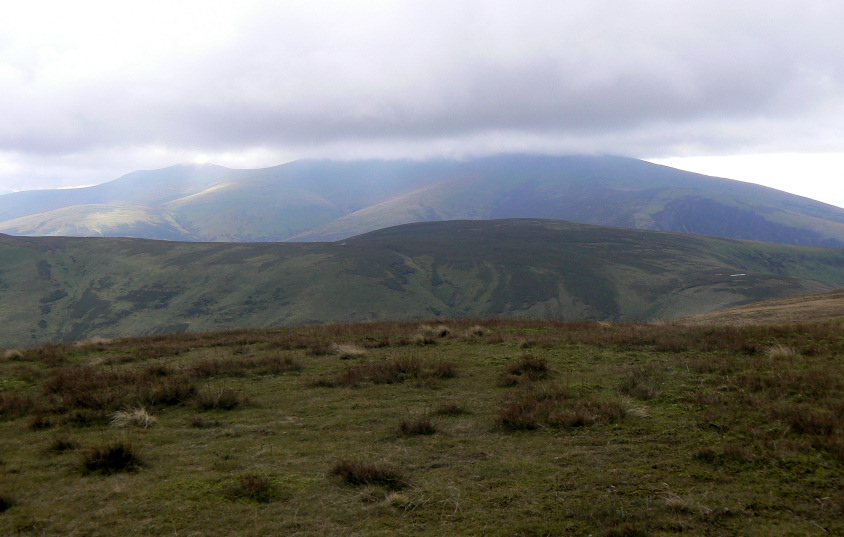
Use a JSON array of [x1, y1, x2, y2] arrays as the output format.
[[1, 1, 843, 166]]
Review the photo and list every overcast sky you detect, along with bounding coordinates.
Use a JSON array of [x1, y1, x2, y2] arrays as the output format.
[[1, 1, 842, 207]]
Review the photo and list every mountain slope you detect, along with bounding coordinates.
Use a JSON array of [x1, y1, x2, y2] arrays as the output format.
[[1, 219, 842, 348], [1, 155, 843, 246], [677, 288, 844, 325]]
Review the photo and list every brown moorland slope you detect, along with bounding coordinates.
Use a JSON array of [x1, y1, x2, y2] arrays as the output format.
[[1, 319, 842, 536], [678, 288, 844, 325]]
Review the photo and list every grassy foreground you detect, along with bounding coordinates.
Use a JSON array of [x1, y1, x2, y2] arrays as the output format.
[[1, 319, 842, 536]]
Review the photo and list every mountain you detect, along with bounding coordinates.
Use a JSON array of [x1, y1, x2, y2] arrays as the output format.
[[1, 155, 843, 246], [1, 219, 842, 348]]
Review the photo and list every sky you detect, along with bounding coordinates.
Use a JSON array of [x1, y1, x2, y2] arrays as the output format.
[[0, 1, 842, 208]]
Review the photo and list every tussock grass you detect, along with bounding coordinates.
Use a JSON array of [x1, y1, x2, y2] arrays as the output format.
[[47, 433, 78, 453], [430, 361, 457, 379], [617, 366, 660, 400], [27, 411, 51, 431], [110, 406, 157, 428], [499, 353, 550, 386], [777, 404, 838, 436], [2, 349, 23, 361], [435, 400, 467, 416], [413, 324, 451, 345], [331, 459, 407, 490], [497, 386, 626, 430], [464, 324, 488, 338], [74, 337, 113, 348], [192, 354, 302, 377], [506, 353, 550, 380], [223, 473, 276, 503], [194, 387, 247, 410], [398, 416, 436, 436], [80, 439, 142, 475], [766, 343, 799, 360], [330, 343, 366, 359], [0, 392, 36, 419], [321, 357, 457, 387], [23, 344, 67, 366]]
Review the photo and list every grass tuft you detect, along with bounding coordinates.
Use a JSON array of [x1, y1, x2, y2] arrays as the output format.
[[497, 386, 625, 430], [435, 400, 467, 416], [398, 416, 436, 436], [195, 387, 247, 410], [503, 353, 550, 383], [2, 349, 23, 361], [766, 343, 799, 360], [81, 439, 142, 475], [223, 473, 276, 503], [430, 361, 457, 379], [464, 325, 488, 338], [47, 433, 78, 453], [617, 366, 660, 400], [331, 343, 366, 359], [331, 459, 407, 490], [27, 411, 51, 431], [0, 392, 36, 419], [110, 406, 157, 428]]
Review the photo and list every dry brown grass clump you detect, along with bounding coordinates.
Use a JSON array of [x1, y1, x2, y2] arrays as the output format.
[[74, 337, 113, 349], [766, 343, 799, 360], [320, 357, 457, 387], [413, 324, 451, 345], [500, 353, 550, 386], [47, 434, 78, 453], [617, 366, 660, 400], [27, 411, 51, 431], [331, 459, 407, 490], [464, 325, 488, 339], [0, 391, 36, 419], [2, 349, 23, 361], [42, 365, 198, 413], [497, 386, 626, 430], [398, 416, 436, 436], [435, 400, 468, 416], [80, 440, 142, 475], [194, 387, 247, 410], [110, 406, 157, 428], [330, 342, 367, 359], [191, 354, 302, 377]]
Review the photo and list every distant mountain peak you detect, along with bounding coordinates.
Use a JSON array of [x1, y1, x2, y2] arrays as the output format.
[[0, 154, 842, 246]]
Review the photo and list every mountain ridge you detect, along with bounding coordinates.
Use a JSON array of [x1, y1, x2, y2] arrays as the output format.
[[1, 155, 843, 246]]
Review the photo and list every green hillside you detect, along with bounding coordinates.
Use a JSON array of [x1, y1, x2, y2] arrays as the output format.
[[1, 219, 842, 348], [1, 155, 843, 246]]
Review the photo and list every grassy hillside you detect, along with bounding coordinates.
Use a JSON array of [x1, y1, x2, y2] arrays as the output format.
[[1, 219, 843, 348], [678, 288, 844, 325], [2, 155, 843, 246], [1, 319, 841, 535]]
